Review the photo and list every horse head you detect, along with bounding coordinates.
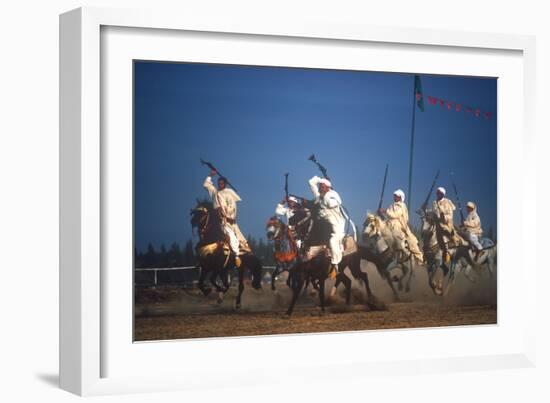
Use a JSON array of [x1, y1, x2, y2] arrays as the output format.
[[362, 213, 380, 239], [190, 200, 213, 230]]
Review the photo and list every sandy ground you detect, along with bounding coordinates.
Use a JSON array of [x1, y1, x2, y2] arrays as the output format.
[[134, 260, 497, 341]]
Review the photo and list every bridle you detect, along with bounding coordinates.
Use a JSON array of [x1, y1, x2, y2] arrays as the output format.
[[193, 207, 210, 239]]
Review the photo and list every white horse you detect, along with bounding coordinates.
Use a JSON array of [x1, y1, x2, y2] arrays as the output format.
[[453, 238, 497, 282], [420, 211, 460, 296], [361, 214, 416, 300]]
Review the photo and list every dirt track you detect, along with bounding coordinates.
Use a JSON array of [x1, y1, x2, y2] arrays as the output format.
[[134, 261, 497, 341]]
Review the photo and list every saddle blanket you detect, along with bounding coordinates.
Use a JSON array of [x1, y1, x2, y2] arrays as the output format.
[[301, 235, 357, 262]]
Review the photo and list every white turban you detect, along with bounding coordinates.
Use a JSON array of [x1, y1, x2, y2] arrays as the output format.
[[437, 187, 446, 195], [319, 178, 332, 188], [393, 189, 405, 202], [288, 196, 299, 203], [466, 201, 476, 209]]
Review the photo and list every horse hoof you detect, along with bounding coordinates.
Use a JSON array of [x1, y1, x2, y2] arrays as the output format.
[[368, 300, 386, 311]]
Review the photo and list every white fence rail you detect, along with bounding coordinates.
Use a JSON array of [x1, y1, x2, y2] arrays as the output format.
[[135, 265, 277, 288]]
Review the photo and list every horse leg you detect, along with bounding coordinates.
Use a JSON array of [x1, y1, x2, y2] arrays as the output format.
[[272, 265, 281, 291], [338, 272, 352, 305], [385, 272, 400, 302], [286, 270, 304, 316], [210, 267, 226, 304], [318, 276, 326, 313], [360, 270, 385, 310], [330, 271, 342, 298], [405, 259, 414, 293], [235, 268, 244, 310], [198, 265, 212, 297]]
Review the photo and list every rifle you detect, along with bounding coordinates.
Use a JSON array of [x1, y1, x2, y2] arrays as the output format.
[[200, 158, 238, 193], [308, 154, 329, 179], [284, 173, 289, 204], [377, 164, 389, 215], [419, 169, 441, 214], [451, 177, 465, 223]]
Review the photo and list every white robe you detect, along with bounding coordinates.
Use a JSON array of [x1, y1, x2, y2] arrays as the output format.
[[203, 176, 246, 255], [309, 176, 346, 265]]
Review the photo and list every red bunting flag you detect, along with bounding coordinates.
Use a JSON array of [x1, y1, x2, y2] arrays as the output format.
[[413, 93, 492, 120]]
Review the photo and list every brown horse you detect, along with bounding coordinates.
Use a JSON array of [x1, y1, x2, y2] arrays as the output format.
[[284, 206, 383, 316], [190, 200, 262, 309]]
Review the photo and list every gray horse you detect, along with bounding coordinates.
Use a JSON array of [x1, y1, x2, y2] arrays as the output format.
[[420, 211, 462, 296], [361, 213, 416, 301], [453, 237, 497, 282]]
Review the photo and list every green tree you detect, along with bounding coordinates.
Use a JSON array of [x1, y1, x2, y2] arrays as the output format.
[[183, 239, 195, 266]]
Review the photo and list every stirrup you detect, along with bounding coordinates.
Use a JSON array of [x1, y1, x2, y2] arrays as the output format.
[[328, 264, 337, 279], [235, 256, 241, 268]]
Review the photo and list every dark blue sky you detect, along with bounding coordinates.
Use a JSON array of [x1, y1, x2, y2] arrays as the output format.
[[134, 61, 497, 251]]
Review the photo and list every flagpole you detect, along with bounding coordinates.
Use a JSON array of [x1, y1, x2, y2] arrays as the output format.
[[407, 77, 417, 208]]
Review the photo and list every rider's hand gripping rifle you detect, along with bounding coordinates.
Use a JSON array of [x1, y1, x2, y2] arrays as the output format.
[[200, 158, 238, 193]]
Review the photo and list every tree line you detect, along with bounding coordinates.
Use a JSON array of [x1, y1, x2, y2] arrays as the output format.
[[134, 236, 275, 268], [134, 224, 495, 268]]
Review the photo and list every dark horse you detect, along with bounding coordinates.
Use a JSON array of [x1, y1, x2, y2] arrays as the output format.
[[284, 205, 382, 316], [190, 201, 262, 309]]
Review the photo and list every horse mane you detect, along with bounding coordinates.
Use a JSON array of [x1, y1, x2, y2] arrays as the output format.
[[195, 198, 214, 211]]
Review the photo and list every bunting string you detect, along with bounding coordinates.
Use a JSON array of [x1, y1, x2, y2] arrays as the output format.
[[416, 93, 493, 120]]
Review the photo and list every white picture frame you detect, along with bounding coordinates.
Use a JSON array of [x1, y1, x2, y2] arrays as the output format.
[[60, 6, 537, 396]]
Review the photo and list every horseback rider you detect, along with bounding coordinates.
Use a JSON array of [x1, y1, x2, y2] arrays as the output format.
[[308, 175, 346, 278], [275, 196, 300, 222], [275, 196, 305, 249], [432, 187, 464, 263], [378, 189, 424, 263], [460, 201, 485, 260], [203, 169, 251, 266]]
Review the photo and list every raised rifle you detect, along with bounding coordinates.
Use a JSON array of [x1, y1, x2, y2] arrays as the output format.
[[377, 164, 389, 216], [308, 154, 329, 179], [451, 177, 465, 223], [419, 169, 441, 214], [200, 158, 238, 193], [284, 173, 289, 204]]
